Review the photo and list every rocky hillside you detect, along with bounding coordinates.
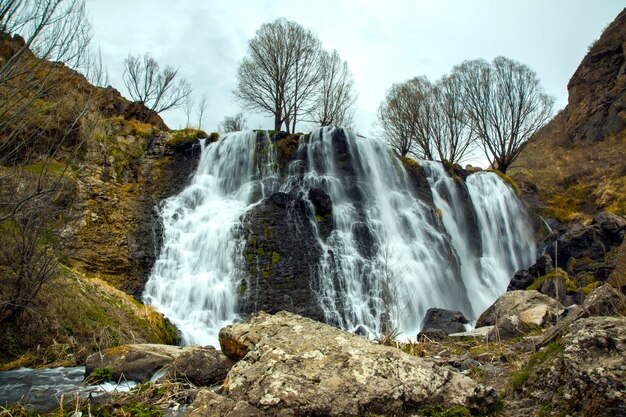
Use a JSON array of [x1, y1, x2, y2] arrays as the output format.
[[510, 8, 626, 224], [0, 32, 207, 366]]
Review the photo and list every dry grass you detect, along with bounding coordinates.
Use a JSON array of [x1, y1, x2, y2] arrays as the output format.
[[0, 266, 177, 370], [510, 111, 626, 223]]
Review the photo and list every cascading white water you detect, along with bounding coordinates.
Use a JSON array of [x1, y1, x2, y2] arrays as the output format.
[[143, 131, 262, 347], [299, 128, 472, 337], [144, 126, 536, 345], [466, 172, 537, 309], [424, 162, 536, 319]]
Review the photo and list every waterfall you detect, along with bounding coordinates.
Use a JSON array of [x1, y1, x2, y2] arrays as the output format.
[[423, 162, 536, 320], [466, 172, 537, 310], [143, 131, 261, 347], [144, 127, 536, 345], [301, 128, 471, 337]]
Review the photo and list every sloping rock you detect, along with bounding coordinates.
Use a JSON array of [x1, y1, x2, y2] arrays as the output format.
[[420, 308, 469, 334], [86, 344, 182, 382], [514, 316, 626, 417], [197, 311, 498, 417], [477, 290, 561, 328], [582, 283, 626, 316], [85, 344, 232, 384], [565, 8, 626, 143]]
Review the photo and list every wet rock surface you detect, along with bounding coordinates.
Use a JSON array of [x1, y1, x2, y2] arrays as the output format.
[[197, 311, 498, 417], [239, 193, 324, 321]]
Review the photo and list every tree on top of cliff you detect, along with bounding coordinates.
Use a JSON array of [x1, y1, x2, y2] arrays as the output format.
[[235, 18, 357, 133], [123, 52, 192, 116], [218, 112, 247, 133], [311, 49, 357, 129], [377, 75, 475, 164], [454, 56, 554, 173]]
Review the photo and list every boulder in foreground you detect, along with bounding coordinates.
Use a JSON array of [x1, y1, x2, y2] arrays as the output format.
[[513, 316, 625, 417], [85, 344, 233, 384], [188, 311, 498, 417]]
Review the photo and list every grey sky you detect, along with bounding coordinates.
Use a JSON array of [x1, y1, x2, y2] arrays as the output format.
[[86, 0, 623, 144]]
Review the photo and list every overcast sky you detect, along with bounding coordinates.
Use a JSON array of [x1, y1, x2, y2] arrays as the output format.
[[86, 0, 623, 142]]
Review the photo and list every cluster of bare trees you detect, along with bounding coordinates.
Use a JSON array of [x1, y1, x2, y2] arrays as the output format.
[[235, 18, 357, 133], [378, 56, 554, 171], [218, 112, 247, 133]]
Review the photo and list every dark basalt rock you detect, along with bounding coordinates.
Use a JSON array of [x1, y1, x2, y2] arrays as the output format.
[[508, 269, 534, 291], [544, 211, 625, 268], [308, 187, 332, 216], [508, 254, 554, 291], [239, 192, 324, 321], [420, 308, 469, 334], [514, 212, 626, 297]]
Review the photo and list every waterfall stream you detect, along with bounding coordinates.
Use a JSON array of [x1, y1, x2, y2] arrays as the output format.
[[143, 127, 536, 345]]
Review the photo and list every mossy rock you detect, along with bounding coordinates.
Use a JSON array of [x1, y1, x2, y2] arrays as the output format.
[[488, 169, 521, 196]]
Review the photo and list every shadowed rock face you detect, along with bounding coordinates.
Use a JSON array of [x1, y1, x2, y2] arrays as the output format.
[[566, 8, 626, 143], [239, 192, 325, 321], [187, 311, 499, 417]]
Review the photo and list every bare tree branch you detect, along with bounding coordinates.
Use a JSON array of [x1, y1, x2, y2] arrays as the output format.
[[122, 52, 192, 115]]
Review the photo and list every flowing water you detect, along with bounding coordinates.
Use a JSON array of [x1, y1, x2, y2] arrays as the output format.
[[0, 367, 136, 412], [144, 127, 536, 344]]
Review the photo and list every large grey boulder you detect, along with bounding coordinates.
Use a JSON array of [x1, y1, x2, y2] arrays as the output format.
[[85, 344, 233, 384], [188, 311, 498, 417], [477, 290, 561, 328], [477, 290, 562, 341]]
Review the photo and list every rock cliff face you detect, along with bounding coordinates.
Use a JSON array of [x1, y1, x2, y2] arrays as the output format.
[[0, 31, 205, 363], [511, 8, 626, 222], [70, 127, 203, 295]]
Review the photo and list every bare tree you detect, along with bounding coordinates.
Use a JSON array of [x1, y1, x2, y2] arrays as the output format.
[[312, 49, 357, 128], [377, 77, 435, 159], [430, 74, 475, 164], [123, 52, 192, 115], [453, 56, 554, 173], [196, 92, 208, 130], [84, 46, 109, 87], [183, 94, 195, 128], [235, 18, 322, 133], [218, 112, 247, 133]]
